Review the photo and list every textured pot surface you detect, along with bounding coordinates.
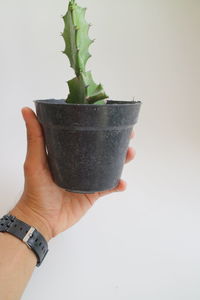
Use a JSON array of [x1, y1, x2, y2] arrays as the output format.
[[34, 99, 142, 193]]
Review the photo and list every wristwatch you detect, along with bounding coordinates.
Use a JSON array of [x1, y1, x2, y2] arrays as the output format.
[[0, 214, 49, 267]]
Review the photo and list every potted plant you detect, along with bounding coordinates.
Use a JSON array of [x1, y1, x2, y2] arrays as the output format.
[[34, 0, 142, 193]]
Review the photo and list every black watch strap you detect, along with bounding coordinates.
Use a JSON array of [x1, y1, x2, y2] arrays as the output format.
[[0, 214, 49, 267]]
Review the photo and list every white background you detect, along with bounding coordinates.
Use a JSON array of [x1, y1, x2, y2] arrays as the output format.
[[0, 0, 200, 299]]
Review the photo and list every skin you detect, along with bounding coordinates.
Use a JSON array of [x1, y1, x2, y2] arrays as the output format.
[[0, 107, 136, 300]]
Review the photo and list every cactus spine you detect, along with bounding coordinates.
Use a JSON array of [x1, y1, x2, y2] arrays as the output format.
[[62, 0, 109, 104]]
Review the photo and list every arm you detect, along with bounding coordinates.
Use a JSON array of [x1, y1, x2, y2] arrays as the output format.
[[0, 231, 39, 300], [0, 107, 136, 300]]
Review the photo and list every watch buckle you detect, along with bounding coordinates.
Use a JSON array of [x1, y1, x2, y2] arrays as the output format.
[[23, 227, 36, 248]]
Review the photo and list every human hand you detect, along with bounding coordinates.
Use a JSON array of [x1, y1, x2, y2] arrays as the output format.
[[10, 108, 136, 241]]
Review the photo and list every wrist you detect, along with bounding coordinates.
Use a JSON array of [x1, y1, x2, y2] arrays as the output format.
[[9, 206, 52, 242]]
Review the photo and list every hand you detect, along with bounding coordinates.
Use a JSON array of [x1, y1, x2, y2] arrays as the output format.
[[10, 108, 136, 241]]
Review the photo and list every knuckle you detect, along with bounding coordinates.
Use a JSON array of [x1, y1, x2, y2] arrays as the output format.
[[27, 132, 43, 144], [27, 132, 33, 143], [23, 161, 32, 174]]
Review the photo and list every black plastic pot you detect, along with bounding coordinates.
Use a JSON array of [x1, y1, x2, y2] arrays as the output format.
[[34, 99, 141, 194]]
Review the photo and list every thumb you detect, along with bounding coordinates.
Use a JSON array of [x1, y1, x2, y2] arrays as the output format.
[[22, 107, 48, 169]]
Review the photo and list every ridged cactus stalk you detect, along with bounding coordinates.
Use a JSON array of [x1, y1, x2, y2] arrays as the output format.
[[62, 0, 109, 104]]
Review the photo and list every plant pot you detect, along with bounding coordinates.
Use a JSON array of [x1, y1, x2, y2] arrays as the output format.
[[34, 99, 142, 194]]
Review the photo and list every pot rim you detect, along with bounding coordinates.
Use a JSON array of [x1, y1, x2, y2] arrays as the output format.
[[34, 99, 142, 106]]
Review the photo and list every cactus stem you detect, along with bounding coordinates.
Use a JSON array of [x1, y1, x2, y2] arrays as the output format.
[[62, 0, 108, 104]]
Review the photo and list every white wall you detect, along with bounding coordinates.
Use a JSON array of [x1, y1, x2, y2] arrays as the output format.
[[0, 0, 200, 299]]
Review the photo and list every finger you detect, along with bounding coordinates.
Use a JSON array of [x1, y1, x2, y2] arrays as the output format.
[[22, 107, 48, 168], [125, 147, 136, 164], [98, 179, 127, 198]]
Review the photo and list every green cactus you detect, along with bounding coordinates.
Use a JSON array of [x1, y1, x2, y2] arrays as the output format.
[[62, 0, 109, 104]]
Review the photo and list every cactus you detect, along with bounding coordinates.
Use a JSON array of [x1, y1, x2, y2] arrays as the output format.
[[62, 0, 109, 104]]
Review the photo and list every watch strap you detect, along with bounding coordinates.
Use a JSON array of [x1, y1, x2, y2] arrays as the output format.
[[0, 214, 49, 267]]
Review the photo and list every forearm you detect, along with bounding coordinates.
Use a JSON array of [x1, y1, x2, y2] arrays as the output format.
[[0, 232, 36, 300], [0, 207, 51, 300]]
